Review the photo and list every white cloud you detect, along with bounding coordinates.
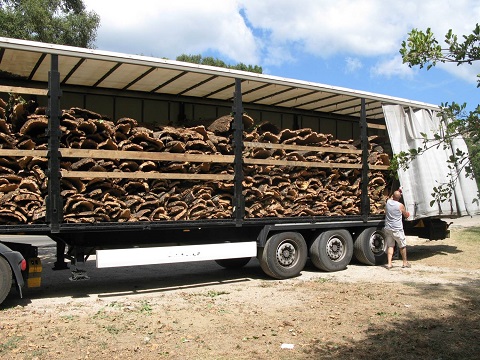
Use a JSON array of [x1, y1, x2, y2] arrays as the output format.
[[371, 55, 416, 79], [83, 0, 260, 64], [83, 0, 480, 84], [238, 0, 480, 69], [437, 61, 480, 86], [239, 0, 401, 59], [345, 57, 363, 73]]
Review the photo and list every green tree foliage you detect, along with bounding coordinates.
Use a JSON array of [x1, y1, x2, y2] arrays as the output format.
[[0, 0, 100, 48], [398, 24, 480, 205], [176, 54, 262, 74]]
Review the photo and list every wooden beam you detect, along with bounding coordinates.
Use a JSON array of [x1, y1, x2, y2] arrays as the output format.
[[367, 123, 387, 130], [59, 148, 234, 163], [244, 141, 362, 154], [0, 149, 388, 171], [61, 170, 234, 181], [243, 158, 363, 169], [0, 85, 48, 96], [369, 164, 390, 170], [0, 149, 48, 157], [0, 149, 388, 170]]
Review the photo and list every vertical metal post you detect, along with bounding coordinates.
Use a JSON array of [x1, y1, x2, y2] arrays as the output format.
[[232, 79, 245, 225], [46, 54, 63, 233], [360, 98, 370, 221]]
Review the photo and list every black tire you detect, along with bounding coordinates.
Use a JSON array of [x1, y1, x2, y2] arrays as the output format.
[[259, 232, 308, 279], [0, 256, 12, 305], [310, 229, 354, 272], [353, 227, 388, 266], [215, 257, 251, 269]]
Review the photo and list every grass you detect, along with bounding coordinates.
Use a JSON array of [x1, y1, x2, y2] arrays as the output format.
[[0, 336, 24, 353], [453, 227, 480, 266], [31, 349, 46, 357], [104, 325, 120, 335], [205, 290, 229, 298], [107, 301, 124, 309], [93, 308, 108, 319], [458, 227, 480, 244], [416, 227, 480, 270], [375, 311, 399, 317], [61, 314, 79, 322], [138, 300, 153, 314]]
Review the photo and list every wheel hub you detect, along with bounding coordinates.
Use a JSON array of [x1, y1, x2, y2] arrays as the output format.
[[370, 233, 385, 254], [326, 237, 344, 261], [276, 243, 296, 266]]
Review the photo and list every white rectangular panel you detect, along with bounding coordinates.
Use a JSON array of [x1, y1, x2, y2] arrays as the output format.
[[96, 242, 257, 268]]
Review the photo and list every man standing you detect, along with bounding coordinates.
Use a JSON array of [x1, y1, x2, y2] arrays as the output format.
[[384, 190, 411, 269]]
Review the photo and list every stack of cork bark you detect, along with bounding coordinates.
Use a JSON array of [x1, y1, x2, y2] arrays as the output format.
[[241, 123, 389, 217], [0, 99, 390, 224]]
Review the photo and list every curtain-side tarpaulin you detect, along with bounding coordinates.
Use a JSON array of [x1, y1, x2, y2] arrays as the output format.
[[382, 104, 480, 219]]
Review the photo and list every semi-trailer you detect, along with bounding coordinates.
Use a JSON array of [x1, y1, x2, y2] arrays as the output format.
[[1, 38, 477, 305]]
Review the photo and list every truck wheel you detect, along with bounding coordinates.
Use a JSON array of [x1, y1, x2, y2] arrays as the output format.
[[215, 257, 251, 269], [354, 228, 387, 265], [0, 256, 12, 305], [259, 232, 307, 279], [310, 229, 353, 272]]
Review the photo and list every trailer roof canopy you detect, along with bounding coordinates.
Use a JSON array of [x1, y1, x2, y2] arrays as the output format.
[[0, 37, 439, 120]]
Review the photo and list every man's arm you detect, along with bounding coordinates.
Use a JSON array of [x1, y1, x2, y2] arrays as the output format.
[[400, 204, 410, 219]]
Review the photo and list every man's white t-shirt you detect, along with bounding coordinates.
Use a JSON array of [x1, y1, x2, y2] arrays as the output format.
[[385, 199, 403, 231]]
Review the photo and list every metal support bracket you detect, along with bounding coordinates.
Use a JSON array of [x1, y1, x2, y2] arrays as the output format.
[[45, 54, 63, 233], [360, 98, 370, 222], [232, 78, 245, 226]]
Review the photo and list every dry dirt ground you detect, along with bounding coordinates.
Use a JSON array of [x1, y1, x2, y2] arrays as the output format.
[[1, 217, 479, 360]]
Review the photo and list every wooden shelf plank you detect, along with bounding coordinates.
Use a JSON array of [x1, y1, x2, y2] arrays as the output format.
[[61, 170, 234, 181], [367, 123, 387, 130], [0, 85, 48, 96], [243, 141, 362, 154], [243, 158, 363, 169], [244, 158, 389, 170], [369, 164, 390, 170], [0, 149, 48, 157], [0, 149, 388, 172], [60, 148, 234, 163]]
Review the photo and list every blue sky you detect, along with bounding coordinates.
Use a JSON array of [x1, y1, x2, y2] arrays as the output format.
[[83, 0, 480, 111]]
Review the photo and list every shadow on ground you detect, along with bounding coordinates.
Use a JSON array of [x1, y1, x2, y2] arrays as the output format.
[[301, 281, 480, 360], [407, 243, 463, 261]]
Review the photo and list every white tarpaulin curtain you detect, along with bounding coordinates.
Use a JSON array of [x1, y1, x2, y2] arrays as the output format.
[[382, 104, 480, 219]]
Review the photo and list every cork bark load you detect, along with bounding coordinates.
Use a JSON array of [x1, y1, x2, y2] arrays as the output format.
[[242, 122, 389, 217], [0, 99, 390, 224]]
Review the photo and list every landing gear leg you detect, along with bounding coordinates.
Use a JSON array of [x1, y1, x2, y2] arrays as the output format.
[[53, 239, 69, 270], [69, 248, 90, 281]]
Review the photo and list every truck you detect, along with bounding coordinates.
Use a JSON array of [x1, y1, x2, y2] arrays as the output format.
[[1, 37, 478, 305]]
